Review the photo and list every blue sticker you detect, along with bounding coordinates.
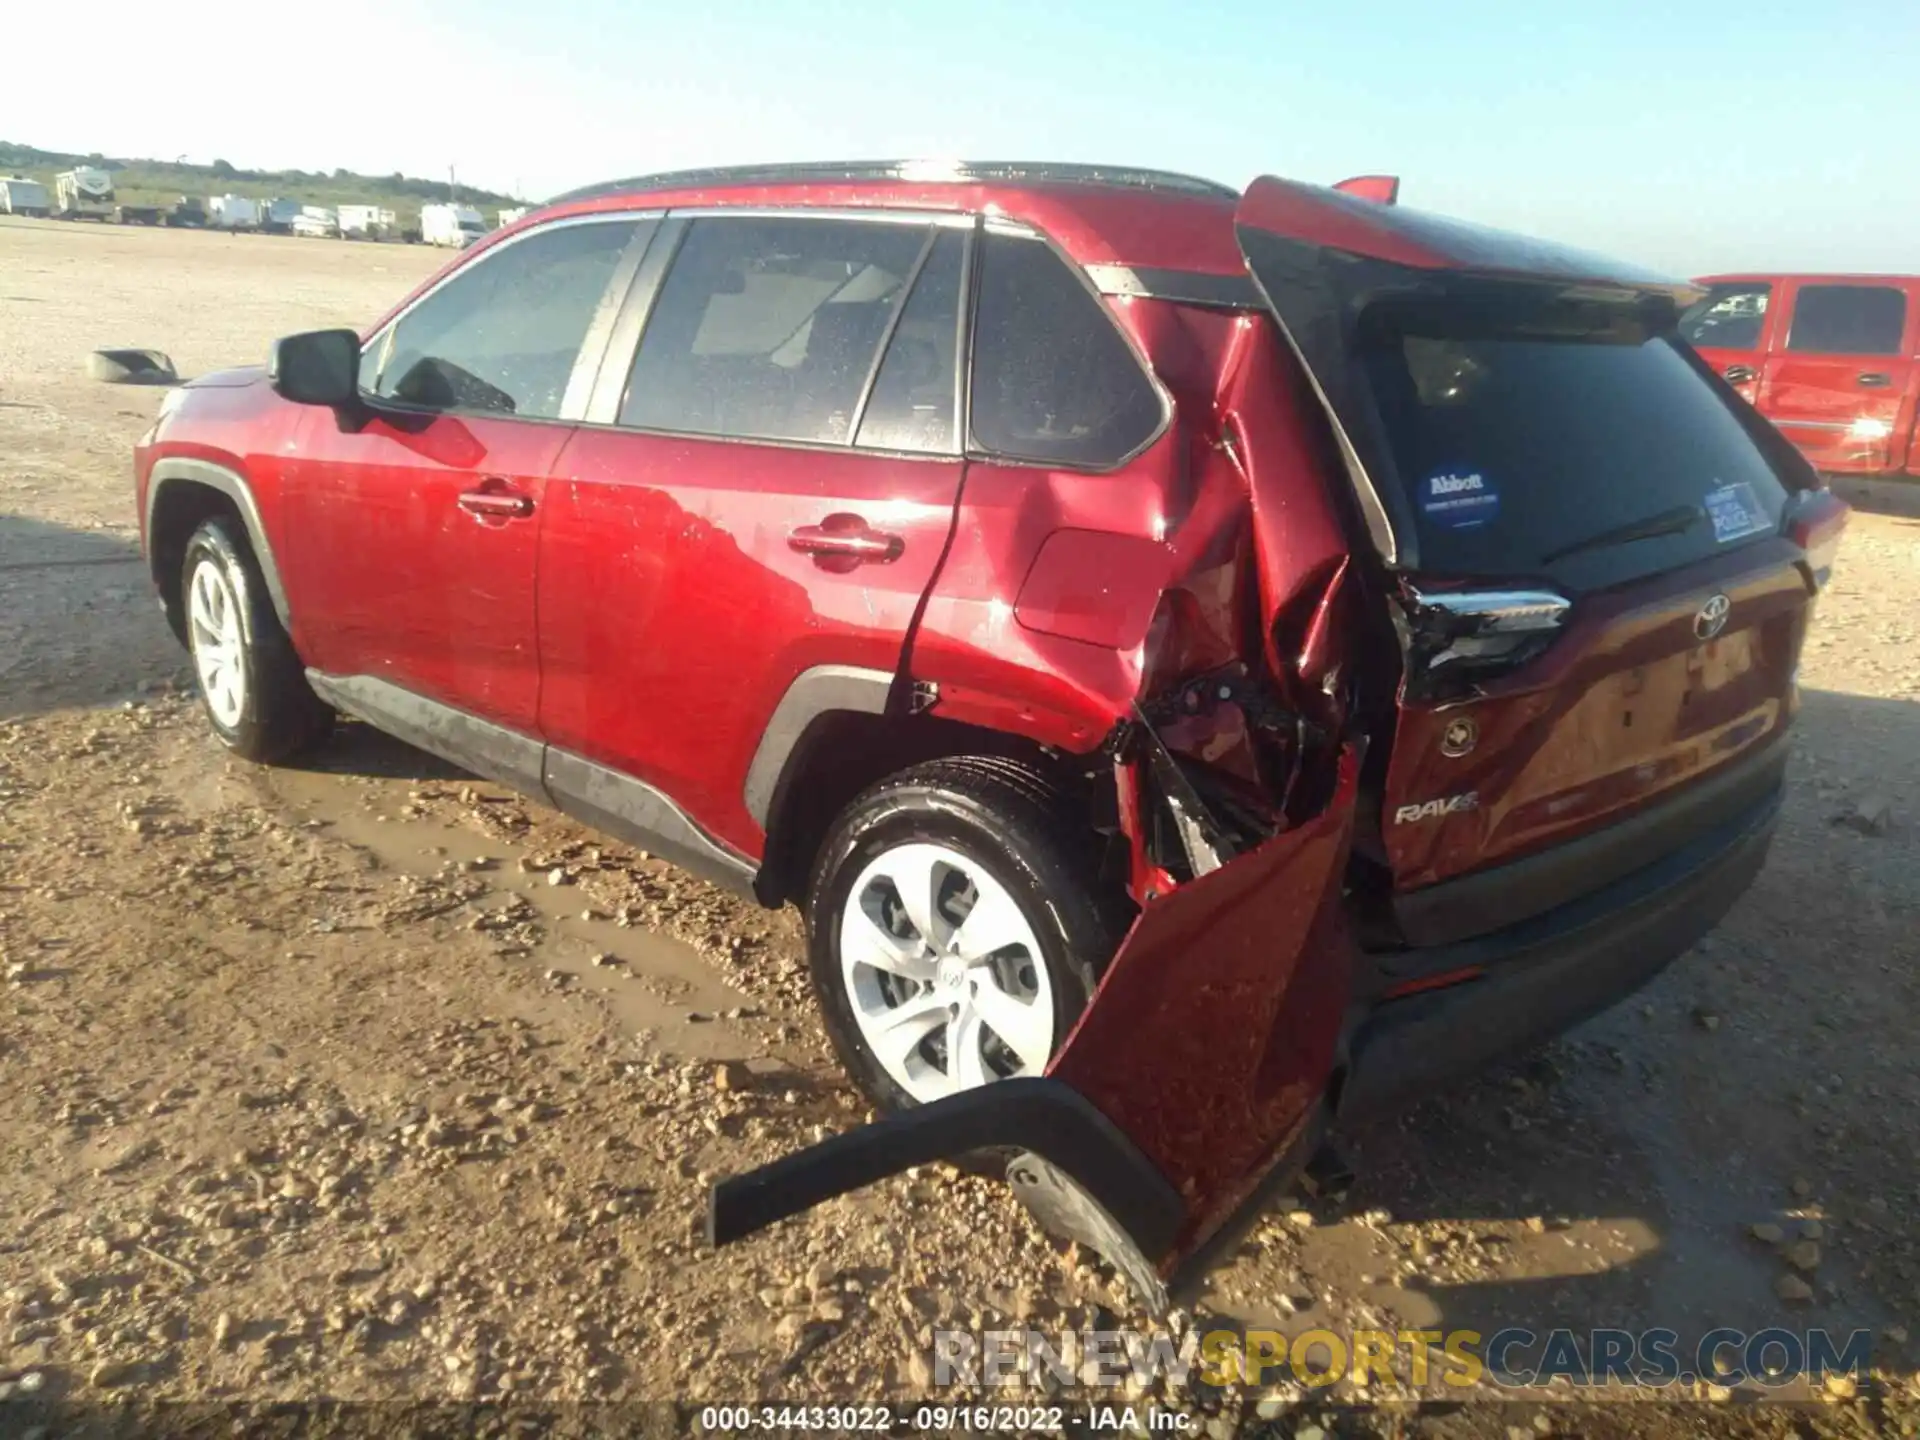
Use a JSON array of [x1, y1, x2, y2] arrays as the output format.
[[1703, 481, 1769, 544], [1420, 468, 1500, 530]]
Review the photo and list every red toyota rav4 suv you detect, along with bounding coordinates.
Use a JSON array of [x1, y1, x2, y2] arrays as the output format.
[[136, 162, 1847, 1305]]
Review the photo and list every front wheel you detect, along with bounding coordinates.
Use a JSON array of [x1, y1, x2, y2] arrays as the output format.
[[805, 757, 1118, 1113], [181, 517, 332, 763]]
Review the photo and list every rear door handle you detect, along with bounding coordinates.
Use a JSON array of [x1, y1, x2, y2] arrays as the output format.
[[1857, 372, 1892, 387], [788, 516, 904, 566], [1723, 364, 1757, 383], [456, 484, 534, 519]]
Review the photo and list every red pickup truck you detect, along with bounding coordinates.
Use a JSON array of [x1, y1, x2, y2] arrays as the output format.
[[1683, 273, 1920, 478]]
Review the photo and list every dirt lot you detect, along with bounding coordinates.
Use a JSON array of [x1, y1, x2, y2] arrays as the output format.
[[2, 216, 1918, 1435]]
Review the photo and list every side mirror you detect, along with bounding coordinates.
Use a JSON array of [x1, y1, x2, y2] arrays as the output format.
[[268, 329, 362, 407]]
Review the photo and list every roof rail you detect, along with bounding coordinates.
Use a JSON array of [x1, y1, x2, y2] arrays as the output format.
[[550, 160, 1238, 207]]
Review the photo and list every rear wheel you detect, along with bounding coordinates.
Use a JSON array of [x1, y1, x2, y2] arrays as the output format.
[[805, 757, 1116, 1113], [181, 517, 332, 763]]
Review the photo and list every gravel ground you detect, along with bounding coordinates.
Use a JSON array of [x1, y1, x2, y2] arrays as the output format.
[[1, 216, 1917, 1436]]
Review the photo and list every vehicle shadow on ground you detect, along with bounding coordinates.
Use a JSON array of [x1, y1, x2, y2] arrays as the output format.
[[0, 514, 178, 719], [1199, 685, 1918, 1368], [290, 717, 469, 783]]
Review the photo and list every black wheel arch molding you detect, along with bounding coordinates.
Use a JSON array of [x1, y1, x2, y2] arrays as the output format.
[[144, 456, 295, 633]]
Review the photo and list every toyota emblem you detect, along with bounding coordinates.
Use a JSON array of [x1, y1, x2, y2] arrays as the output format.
[[1440, 716, 1479, 757], [1694, 593, 1732, 641]]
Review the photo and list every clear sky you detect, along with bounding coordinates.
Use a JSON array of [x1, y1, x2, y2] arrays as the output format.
[[6, 0, 1917, 275]]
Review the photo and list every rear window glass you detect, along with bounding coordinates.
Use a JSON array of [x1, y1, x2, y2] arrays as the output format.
[[1678, 283, 1770, 351], [1358, 295, 1790, 592], [1787, 284, 1906, 356]]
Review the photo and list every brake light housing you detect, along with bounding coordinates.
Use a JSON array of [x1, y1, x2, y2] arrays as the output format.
[[1786, 489, 1849, 590]]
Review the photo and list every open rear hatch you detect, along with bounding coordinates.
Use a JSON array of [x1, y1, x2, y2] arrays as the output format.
[[703, 176, 1847, 1311]]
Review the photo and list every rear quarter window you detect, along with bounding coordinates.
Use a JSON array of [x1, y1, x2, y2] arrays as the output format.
[[968, 231, 1165, 468]]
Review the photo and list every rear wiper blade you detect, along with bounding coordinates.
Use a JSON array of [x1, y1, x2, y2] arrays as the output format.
[[1541, 504, 1700, 564]]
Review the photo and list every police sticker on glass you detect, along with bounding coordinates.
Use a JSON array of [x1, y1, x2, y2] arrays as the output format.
[[1703, 480, 1770, 544], [1420, 469, 1500, 530]]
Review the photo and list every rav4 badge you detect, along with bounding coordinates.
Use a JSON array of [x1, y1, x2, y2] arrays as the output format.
[[1394, 793, 1479, 825]]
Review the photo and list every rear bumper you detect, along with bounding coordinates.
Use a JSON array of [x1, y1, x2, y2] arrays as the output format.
[[1339, 783, 1781, 1122]]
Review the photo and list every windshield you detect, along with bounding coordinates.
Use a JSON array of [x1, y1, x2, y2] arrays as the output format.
[[1356, 290, 1790, 592]]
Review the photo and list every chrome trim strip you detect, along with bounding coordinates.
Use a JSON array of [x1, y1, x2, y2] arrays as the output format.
[[659, 205, 973, 228], [146, 458, 293, 629], [1772, 418, 1854, 432], [1407, 587, 1572, 632], [1085, 264, 1261, 310]]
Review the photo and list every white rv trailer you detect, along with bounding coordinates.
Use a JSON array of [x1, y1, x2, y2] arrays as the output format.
[[337, 204, 398, 239], [0, 177, 52, 216], [421, 202, 485, 247], [54, 167, 115, 220]]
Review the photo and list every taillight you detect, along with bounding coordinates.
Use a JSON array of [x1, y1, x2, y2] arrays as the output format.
[[1786, 489, 1849, 590], [1397, 584, 1572, 699]]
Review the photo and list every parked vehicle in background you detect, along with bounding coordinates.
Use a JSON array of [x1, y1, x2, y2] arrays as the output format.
[[420, 202, 485, 247], [1684, 273, 1920, 480], [135, 160, 1846, 1309], [0, 176, 52, 216], [498, 206, 528, 228], [165, 196, 208, 229], [114, 202, 164, 226], [208, 195, 259, 231], [338, 204, 398, 240], [258, 198, 301, 235], [291, 206, 339, 239], [53, 167, 114, 220]]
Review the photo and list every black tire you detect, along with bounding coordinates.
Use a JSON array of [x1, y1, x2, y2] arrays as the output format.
[[180, 517, 333, 763], [805, 756, 1120, 1115], [87, 348, 176, 385]]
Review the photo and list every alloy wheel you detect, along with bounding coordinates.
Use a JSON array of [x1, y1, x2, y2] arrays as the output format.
[[838, 841, 1055, 1103], [187, 557, 246, 729]]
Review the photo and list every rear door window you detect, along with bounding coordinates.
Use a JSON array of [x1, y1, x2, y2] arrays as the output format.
[[620, 216, 930, 445], [1358, 288, 1791, 592], [968, 230, 1165, 467], [1786, 284, 1907, 355], [1678, 283, 1771, 351], [855, 230, 966, 454], [364, 218, 641, 418]]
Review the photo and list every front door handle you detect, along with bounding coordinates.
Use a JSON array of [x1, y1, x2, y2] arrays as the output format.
[[1857, 372, 1892, 387], [1723, 364, 1757, 384], [788, 515, 904, 567], [456, 484, 534, 520]]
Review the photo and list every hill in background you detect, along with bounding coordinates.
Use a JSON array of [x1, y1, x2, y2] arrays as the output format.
[[0, 141, 526, 227]]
